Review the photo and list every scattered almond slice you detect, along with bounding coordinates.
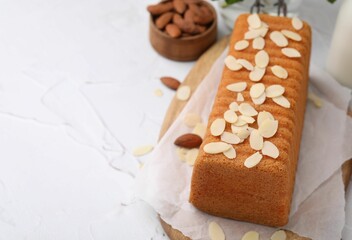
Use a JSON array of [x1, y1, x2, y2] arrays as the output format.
[[308, 91, 323, 108], [244, 152, 263, 168], [224, 110, 238, 123], [253, 37, 265, 50], [271, 65, 288, 79], [221, 132, 241, 144], [282, 48, 301, 58], [233, 117, 248, 127], [259, 27, 269, 37], [255, 50, 269, 68], [239, 103, 258, 117], [208, 221, 225, 240], [247, 13, 261, 29], [273, 95, 291, 108], [270, 31, 288, 47], [176, 147, 188, 162], [154, 88, 163, 97], [229, 101, 239, 111], [235, 40, 250, 51], [192, 123, 207, 139], [266, 85, 285, 98], [258, 119, 279, 138], [250, 83, 265, 98], [237, 128, 250, 139], [262, 141, 279, 159], [237, 59, 254, 71], [292, 17, 303, 30], [251, 92, 266, 105], [257, 111, 274, 126], [225, 55, 242, 71], [204, 142, 231, 154], [271, 230, 287, 240], [249, 67, 266, 82], [231, 124, 248, 134], [239, 115, 255, 124], [226, 82, 247, 92], [186, 148, 199, 166], [176, 86, 191, 101], [281, 30, 302, 41], [223, 145, 236, 159], [133, 145, 154, 157], [210, 118, 226, 136], [237, 92, 244, 102], [184, 113, 202, 127], [247, 127, 255, 133], [250, 129, 264, 150], [245, 29, 262, 39]]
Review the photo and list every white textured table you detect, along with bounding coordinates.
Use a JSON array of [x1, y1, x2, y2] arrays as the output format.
[[0, 0, 350, 239]]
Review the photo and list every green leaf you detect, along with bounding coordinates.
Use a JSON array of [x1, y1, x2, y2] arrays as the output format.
[[327, 0, 336, 3]]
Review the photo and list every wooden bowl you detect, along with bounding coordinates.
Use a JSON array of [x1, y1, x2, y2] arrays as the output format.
[[149, 1, 217, 62]]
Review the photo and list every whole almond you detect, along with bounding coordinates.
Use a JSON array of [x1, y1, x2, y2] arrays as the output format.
[[193, 6, 213, 25], [147, 2, 174, 16], [184, 0, 202, 3], [184, 9, 194, 23], [173, 13, 184, 26], [160, 77, 181, 90], [173, 0, 186, 14], [174, 133, 203, 148], [165, 23, 182, 38], [188, 3, 202, 16], [156, 12, 173, 29]]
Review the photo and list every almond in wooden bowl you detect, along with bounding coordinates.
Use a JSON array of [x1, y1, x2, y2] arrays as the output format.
[[148, 0, 217, 61]]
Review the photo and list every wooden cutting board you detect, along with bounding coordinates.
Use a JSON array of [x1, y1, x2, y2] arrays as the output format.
[[158, 36, 352, 240]]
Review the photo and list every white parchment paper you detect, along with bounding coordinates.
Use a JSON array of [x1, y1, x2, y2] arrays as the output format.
[[136, 47, 352, 240]]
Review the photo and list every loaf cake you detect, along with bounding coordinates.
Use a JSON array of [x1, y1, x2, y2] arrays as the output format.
[[189, 14, 311, 227]]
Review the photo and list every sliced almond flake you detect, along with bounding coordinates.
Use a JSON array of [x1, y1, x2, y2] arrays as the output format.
[[308, 91, 323, 108], [249, 67, 266, 82], [226, 82, 247, 92], [133, 145, 154, 157], [233, 118, 248, 127], [244, 29, 262, 39], [251, 92, 266, 105], [176, 86, 191, 101], [234, 40, 250, 51], [250, 83, 265, 98], [247, 127, 255, 133], [249, 129, 264, 150], [266, 85, 285, 98], [273, 95, 291, 108], [249, 22, 268, 31], [270, 31, 288, 47], [204, 142, 231, 154], [261, 22, 269, 28], [262, 141, 279, 159], [208, 221, 225, 240], [239, 115, 255, 124], [237, 128, 250, 139], [154, 88, 163, 97], [281, 30, 302, 41], [255, 50, 269, 68], [192, 123, 207, 139], [237, 59, 254, 71], [271, 230, 287, 240], [184, 113, 202, 128], [229, 101, 239, 111], [231, 124, 248, 134], [292, 17, 303, 30], [259, 27, 269, 37], [237, 92, 244, 102], [225, 55, 243, 71], [253, 37, 265, 50], [221, 132, 241, 144], [257, 111, 274, 126], [271, 65, 288, 79], [239, 103, 258, 117], [223, 145, 236, 159], [282, 48, 301, 58], [247, 13, 261, 29], [224, 110, 238, 123], [186, 148, 199, 166], [176, 147, 188, 162], [258, 119, 278, 138], [210, 118, 226, 136], [244, 152, 263, 168]]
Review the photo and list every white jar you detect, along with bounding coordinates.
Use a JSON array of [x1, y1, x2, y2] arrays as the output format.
[[326, 0, 352, 89]]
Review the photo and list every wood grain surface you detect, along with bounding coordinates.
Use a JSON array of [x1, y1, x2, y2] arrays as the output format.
[[158, 36, 352, 240]]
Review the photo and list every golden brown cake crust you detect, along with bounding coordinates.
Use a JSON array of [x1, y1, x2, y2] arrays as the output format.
[[189, 14, 311, 227]]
